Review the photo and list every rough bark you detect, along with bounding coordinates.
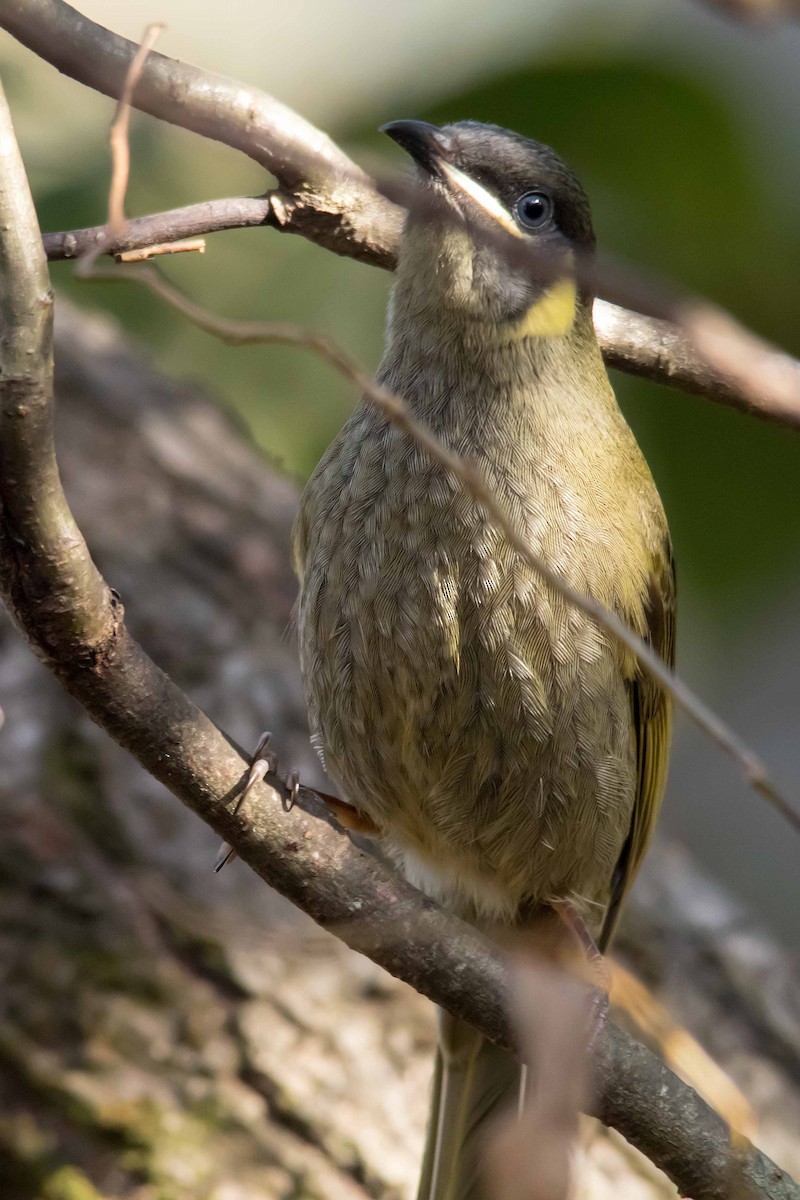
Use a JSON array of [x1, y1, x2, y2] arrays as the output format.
[[1, 302, 798, 1199]]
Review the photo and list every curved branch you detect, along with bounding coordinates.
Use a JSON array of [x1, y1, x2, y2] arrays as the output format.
[[0, 0, 347, 188], [0, 75, 798, 1200], [0, 79, 111, 652], [1, 0, 404, 265], [594, 299, 800, 430]]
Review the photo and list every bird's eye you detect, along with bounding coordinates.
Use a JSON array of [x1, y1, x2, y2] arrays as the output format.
[[515, 191, 552, 231]]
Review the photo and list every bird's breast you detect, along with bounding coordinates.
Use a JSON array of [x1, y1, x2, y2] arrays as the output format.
[[295, 396, 652, 920]]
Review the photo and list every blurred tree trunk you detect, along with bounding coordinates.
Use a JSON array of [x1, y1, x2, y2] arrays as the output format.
[[0, 300, 798, 1200]]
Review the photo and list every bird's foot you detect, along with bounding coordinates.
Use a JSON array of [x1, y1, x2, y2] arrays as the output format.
[[214, 732, 379, 871], [214, 731, 280, 872]]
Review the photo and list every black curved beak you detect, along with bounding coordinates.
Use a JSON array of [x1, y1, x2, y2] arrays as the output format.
[[380, 119, 454, 176]]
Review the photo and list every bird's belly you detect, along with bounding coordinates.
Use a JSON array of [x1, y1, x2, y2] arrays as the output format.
[[298, 484, 636, 923]]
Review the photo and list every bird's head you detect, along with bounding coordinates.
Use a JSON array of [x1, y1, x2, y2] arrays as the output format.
[[382, 119, 595, 340]]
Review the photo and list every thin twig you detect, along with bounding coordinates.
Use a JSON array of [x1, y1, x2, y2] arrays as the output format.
[[43, 197, 274, 260], [0, 0, 403, 264], [40, 201, 800, 432], [485, 962, 589, 1200], [115, 237, 205, 262], [73, 21, 162, 276], [0, 0, 360, 188], [79, 261, 800, 841], [107, 23, 163, 235]]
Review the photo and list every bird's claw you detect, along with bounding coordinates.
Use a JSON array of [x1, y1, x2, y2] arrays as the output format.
[[213, 841, 237, 873], [214, 731, 277, 872], [283, 768, 300, 813], [239, 731, 278, 805]]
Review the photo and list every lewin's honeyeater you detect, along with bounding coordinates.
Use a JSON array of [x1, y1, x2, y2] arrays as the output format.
[[293, 120, 675, 1200]]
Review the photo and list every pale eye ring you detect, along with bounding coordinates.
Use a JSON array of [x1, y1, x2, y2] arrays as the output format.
[[515, 191, 553, 231]]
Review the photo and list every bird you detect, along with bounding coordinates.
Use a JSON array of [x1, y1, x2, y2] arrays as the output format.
[[291, 118, 675, 1200]]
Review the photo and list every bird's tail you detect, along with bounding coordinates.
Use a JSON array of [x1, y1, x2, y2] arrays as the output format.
[[417, 1008, 521, 1200]]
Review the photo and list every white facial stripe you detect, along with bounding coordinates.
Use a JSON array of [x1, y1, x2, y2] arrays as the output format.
[[439, 161, 523, 238]]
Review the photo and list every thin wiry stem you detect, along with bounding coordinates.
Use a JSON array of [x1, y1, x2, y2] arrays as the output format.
[[106, 23, 163, 235]]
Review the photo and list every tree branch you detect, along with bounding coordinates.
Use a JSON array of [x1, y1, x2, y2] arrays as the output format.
[[0, 74, 798, 1200], [593, 298, 800, 429], [0, 0, 404, 266], [42, 196, 273, 259], [0, 0, 348, 187]]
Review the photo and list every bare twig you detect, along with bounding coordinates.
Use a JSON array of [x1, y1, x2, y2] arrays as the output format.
[[9, 0, 800, 430], [0, 75, 798, 1200], [41, 201, 800, 431], [588, 251, 800, 427], [43, 197, 273, 260], [0, 0, 353, 187], [107, 23, 163, 235], [115, 237, 205, 262], [0, 0, 404, 264], [71, 20, 163, 276]]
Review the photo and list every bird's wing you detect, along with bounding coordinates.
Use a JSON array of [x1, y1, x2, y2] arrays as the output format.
[[599, 543, 676, 951]]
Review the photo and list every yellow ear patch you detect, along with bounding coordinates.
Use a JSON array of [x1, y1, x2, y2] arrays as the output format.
[[508, 277, 578, 340]]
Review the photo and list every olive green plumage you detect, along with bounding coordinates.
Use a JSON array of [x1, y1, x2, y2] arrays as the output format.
[[293, 119, 674, 1200]]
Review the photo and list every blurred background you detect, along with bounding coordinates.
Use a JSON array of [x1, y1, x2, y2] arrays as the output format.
[[3, 0, 800, 954]]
